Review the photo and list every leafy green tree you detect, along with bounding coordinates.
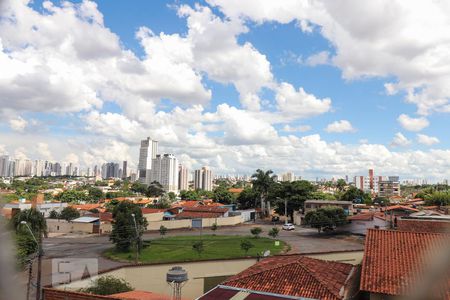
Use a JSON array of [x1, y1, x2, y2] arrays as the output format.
[[88, 187, 104, 201], [167, 192, 176, 201], [240, 240, 254, 255], [94, 181, 108, 187], [251, 169, 276, 216], [250, 227, 262, 238], [79, 275, 133, 295], [57, 190, 88, 203], [60, 206, 80, 221], [273, 180, 315, 220], [309, 191, 337, 200], [236, 187, 258, 209], [213, 186, 235, 204], [339, 186, 371, 203], [180, 190, 199, 200], [192, 241, 204, 256], [159, 225, 167, 238], [110, 201, 148, 252], [130, 182, 147, 194], [424, 191, 450, 206], [11, 208, 47, 237], [15, 232, 38, 267], [304, 206, 347, 233], [373, 197, 390, 207], [197, 189, 214, 199], [268, 227, 279, 239], [48, 210, 59, 219], [336, 179, 347, 192], [105, 199, 120, 212], [146, 181, 164, 197]]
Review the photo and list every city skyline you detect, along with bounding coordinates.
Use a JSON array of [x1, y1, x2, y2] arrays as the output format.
[[1, 1, 450, 180]]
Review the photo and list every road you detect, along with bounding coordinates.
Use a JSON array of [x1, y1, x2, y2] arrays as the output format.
[[38, 223, 364, 288]]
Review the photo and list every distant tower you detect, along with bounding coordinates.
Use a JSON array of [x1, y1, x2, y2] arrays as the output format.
[[122, 161, 127, 179], [167, 266, 188, 300], [138, 137, 158, 183]]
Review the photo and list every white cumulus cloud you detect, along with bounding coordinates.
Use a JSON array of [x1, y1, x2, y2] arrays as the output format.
[[397, 114, 429, 132], [417, 134, 440, 146], [325, 120, 355, 133]]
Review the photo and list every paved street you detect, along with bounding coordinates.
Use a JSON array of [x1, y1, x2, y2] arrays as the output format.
[[38, 223, 364, 288]]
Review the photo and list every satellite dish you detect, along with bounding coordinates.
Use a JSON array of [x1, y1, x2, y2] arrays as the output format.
[[263, 250, 270, 257]]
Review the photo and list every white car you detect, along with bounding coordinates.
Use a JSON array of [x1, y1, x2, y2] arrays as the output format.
[[282, 223, 295, 231]]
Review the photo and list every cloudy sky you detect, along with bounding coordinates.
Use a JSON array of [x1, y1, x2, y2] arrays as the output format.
[[0, 0, 450, 180]]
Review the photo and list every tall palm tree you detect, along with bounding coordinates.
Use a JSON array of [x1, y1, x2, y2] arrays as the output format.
[[251, 169, 275, 217], [11, 208, 47, 239]]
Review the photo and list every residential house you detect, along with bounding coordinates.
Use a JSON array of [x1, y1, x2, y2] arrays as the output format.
[[198, 255, 360, 300], [175, 206, 229, 219], [360, 229, 450, 299]]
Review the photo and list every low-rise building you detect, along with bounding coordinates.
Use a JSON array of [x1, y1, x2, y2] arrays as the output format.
[[199, 255, 360, 300]]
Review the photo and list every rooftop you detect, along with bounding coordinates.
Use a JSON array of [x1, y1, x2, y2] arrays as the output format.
[[305, 200, 353, 205], [221, 255, 356, 300], [360, 229, 450, 298], [110, 290, 175, 300]]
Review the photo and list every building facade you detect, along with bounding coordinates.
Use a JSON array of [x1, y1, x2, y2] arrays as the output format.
[[194, 166, 213, 191], [137, 137, 158, 183], [149, 154, 179, 193], [178, 164, 189, 191]]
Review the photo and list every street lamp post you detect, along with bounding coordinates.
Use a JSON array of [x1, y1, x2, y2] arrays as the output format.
[[131, 214, 139, 264], [21, 221, 42, 300]]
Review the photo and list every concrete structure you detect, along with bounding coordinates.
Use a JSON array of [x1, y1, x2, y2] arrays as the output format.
[[178, 164, 189, 191], [280, 172, 295, 182], [194, 167, 213, 191], [3, 200, 68, 218], [354, 169, 385, 194], [149, 154, 179, 193], [378, 176, 401, 198], [138, 137, 158, 183]]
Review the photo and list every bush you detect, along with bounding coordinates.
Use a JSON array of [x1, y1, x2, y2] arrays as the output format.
[[79, 275, 133, 295], [192, 241, 204, 256], [59, 206, 80, 221], [240, 240, 254, 255], [250, 227, 262, 238], [159, 225, 167, 237], [48, 210, 59, 219], [268, 227, 279, 239], [211, 223, 218, 234]]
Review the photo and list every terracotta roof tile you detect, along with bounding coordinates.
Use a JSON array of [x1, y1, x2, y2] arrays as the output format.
[[385, 205, 419, 212], [110, 290, 176, 300], [397, 219, 450, 233], [222, 255, 355, 300], [175, 211, 224, 219], [141, 208, 166, 214], [360, 229, 450, 298]]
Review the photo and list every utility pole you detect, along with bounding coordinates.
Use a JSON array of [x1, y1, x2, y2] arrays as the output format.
[[21, 221, 42, 300], [285, 199, 288, 224], [131, 214, 139, 264]]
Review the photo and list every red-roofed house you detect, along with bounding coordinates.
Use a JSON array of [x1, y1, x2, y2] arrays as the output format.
[[360, 229, 450, 299], [175, 206, 229, 219], [199, 255, 360, 300]]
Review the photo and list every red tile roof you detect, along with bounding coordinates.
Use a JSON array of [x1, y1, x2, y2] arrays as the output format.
[[141, 208, 166, 214], [361, 229, 450, 298], [397, 219, 450, 234], [222, 255, 355, 300], [175, 211, 224, 219], [385, 205, 419, 212], [183, 206, 228, 213], [348, 212, 375, 221], [71, 204, 102, 211], [110, 290, 174, 300]]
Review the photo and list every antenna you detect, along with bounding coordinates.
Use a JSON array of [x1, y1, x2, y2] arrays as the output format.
[[167, 266, 188, 300]]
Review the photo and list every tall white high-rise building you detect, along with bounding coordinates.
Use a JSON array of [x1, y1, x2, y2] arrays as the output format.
[[138, 137, 158, 183], [178, 164, 189, 191], [281, 172, 295, 182], [149, 154, 179, 193], [194, 166, 213, 191], [0, 155, 10, 177]]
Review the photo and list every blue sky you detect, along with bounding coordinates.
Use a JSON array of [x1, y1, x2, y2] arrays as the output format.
[[0, 0, 449, 180]]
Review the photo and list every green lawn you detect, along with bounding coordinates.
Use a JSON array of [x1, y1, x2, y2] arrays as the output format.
[[105, 235, 286, 263]]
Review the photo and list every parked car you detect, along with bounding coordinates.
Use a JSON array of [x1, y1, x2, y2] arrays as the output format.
[[282, 223, 295, 231]]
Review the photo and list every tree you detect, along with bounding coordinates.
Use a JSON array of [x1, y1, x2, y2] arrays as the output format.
[[236, 187, 258, 209], [159, 225, 167, 238], [179, 190, 199, 200], [157, 193, 172, 208], [80, 275, 133, 295], [250, 227, 262, 238], [273, 181, 315, 220], [211, 223, 218, 235], [336, 179, 347, 192], [11, 208, 47, 238], [88, 187, 104, 201], [240, 240, 254, 255], [304, 206, 347, 233], [130, 182, 147, 194], [57, 190, 88, 203], [213, 186, 235, 204], [268, 227, 279, 239], [373, 197, 390, 207], [48, 210, 59, 219], [59, 206, 80, 221], [309, 191, 337, 200], [251, 169, 276, 216], [424, 190, 450, 206], [167, 192, 176, 201], [146, 181, 165, 197], [15, 232, 38, 267], [192, 241, 204, 256], [110, 201, 148, 252], [339, 186, 371, 203]]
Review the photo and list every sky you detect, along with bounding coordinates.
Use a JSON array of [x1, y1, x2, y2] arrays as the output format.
[[0, 0, 449, 180]]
